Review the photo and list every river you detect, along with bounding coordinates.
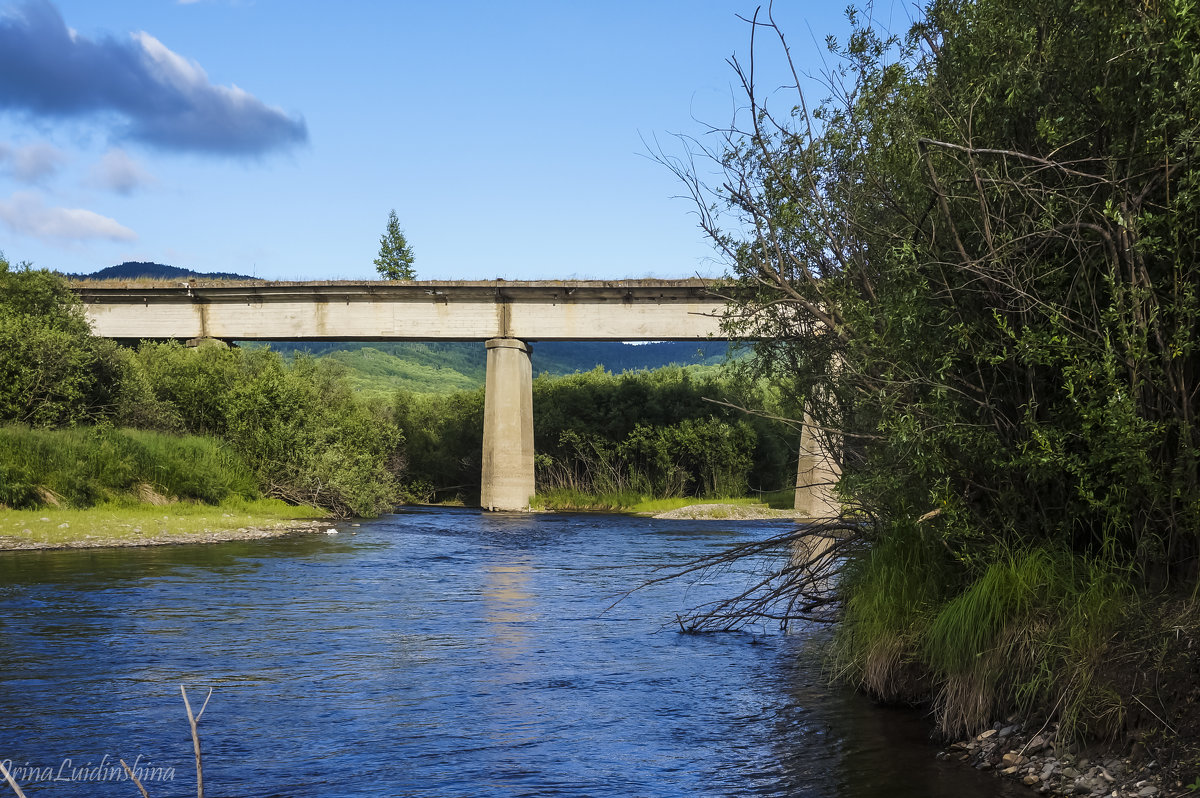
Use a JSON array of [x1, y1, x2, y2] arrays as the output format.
[[0, 507, 1026, 797]]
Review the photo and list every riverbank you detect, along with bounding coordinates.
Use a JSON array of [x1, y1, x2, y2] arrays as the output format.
[[0, 498, 332, 551], [531, 489, 799, 517], [943, 718, 1189, 797], [648, 502, 798, 520], [927, 592, 1200, 798]]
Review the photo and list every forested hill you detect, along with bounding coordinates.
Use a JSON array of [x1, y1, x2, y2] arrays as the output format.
[[66, 261, 256, 281], [266, 341, 733, 395]]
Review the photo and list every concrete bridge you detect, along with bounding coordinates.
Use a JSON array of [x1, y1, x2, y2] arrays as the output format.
[[73, 279, 837, 515]]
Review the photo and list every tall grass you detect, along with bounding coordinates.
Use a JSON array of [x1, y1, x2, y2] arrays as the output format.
[[831, 527, 1131, 740], [0, 425, 258, 509]]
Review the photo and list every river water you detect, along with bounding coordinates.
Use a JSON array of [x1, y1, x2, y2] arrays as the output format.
[[0, 507, 1025, 797]]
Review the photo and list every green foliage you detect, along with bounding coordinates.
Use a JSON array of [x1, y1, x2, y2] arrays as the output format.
[[677, 0, 1200, 735], [392, 387, 485, 503], [0, 263, 406, 517], [832, 532, 1130, 738], [531, 367, 782, 499], [374, 209, 415, 280], [0, 256, 129, 427], [395, 365, 794, 504], [134, 342, 404, 516], [0, 425, 258, 509]]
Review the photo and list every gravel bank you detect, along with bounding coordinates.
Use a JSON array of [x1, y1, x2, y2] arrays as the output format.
[[942, 721, 1176, 797], [0, 519, 338, 551], [651, 503, 798, 520]]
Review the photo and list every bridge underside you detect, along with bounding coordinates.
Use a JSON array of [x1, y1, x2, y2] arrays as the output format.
[[73, 280, 838, 515]]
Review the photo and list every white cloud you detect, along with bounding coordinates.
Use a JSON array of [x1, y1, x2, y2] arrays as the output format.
[[88, 149, 156, 195], [0, 191, 136, 242], [0, 140, 68, 183], [0, 3, 307, 155]]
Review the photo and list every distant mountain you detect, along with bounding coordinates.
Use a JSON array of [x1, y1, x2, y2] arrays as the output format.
[[68, 261, 256, 281], [265, 340, 737, 395]]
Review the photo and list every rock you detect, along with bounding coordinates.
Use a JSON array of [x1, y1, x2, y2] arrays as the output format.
[[1137, 788, 1158, 797], [1063, 767, 1080, 779], [39, 517, 50, 522], [1001, 766, 1020, 775], [324, 528, 338, 535], [978, 729, 998, 740], [57, 522, 69, 528], [1023, 774, 1040, 786], [1041, 762, 1058, 780], [1000, 724, 1020, 737], [1003, 753, 1029, 767], [1027, 734, 1048, 753]]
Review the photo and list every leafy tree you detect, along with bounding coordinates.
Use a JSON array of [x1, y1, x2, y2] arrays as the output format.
[[135, 342, 405, 516], [672, 0, 1200, 578], [660, 0, 1200, 737], [374, 209, 415, 280], [0, 255, 128, 427]]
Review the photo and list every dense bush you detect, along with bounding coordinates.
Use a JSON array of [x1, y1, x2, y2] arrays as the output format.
[[0, 261, 406, 517], [396, 366, 794, 504], [133, 342, 404, 517], [0, 257, 130, 427]]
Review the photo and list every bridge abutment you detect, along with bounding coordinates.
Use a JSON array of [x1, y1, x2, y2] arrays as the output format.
[[481, 338, 535, 511]]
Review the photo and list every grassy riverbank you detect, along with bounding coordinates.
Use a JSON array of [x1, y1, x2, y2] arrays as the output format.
[[0, 425, 331, 550], [0, 497, 329, 550]]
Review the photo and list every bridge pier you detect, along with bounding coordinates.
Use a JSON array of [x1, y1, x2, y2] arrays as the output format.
[[481, 338, 535, 511], [794, 409, 841, 519]]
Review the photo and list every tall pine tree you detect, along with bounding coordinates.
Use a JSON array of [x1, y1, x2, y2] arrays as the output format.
[[374, 209, 415, 280]]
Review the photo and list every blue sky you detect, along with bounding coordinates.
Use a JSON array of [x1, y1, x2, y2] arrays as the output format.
[[0, 1, 903, 281]]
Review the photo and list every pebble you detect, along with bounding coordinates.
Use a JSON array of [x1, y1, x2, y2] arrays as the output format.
[[942, 721, 1163, 798]]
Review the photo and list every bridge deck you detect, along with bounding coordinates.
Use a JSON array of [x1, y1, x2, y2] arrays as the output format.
[[73, 279, 728, 342]]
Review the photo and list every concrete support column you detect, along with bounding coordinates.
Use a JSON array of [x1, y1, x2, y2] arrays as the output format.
[[481, 338, 535, 511], [794, 409, 842, 519]]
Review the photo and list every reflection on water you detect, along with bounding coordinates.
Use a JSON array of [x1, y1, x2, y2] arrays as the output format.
[[0, 508, 1026, 797]]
